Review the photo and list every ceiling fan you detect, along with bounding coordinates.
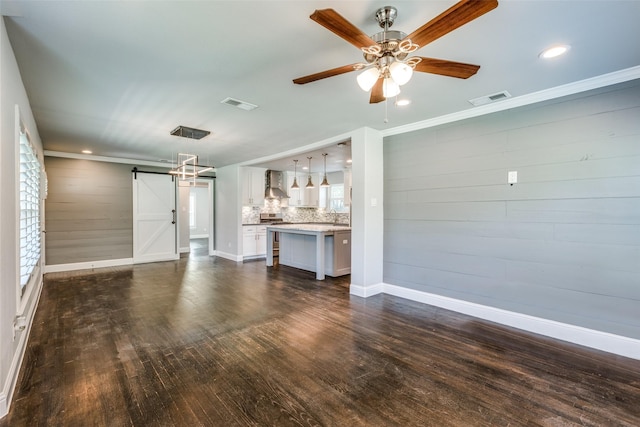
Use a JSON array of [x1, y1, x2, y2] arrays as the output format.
[[293, 0, 499, 103]]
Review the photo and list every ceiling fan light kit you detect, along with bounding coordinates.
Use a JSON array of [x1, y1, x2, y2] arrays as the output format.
[[293, 0, 499, 104]]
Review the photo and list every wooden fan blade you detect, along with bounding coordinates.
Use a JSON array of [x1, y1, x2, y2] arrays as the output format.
[[369, 78, 385, 104], [406, 0, 498, 48], [310, 9, 377, 49], [293, 63, 360, 85], [414, 57, 480, 79]]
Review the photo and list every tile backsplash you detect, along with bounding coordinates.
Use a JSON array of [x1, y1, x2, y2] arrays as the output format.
[[242, 202, 349, 225]]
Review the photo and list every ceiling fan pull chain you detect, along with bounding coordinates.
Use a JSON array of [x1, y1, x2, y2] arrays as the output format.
[[384, 96, 389, 124]]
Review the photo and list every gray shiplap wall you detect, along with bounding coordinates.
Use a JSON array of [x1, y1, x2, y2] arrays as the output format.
[[45, 157, 133, 265], [384, 80, 640, 339]]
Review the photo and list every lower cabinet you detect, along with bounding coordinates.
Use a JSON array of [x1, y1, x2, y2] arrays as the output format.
[[278, 230, 351, 277], [243, 225, 267, 258]]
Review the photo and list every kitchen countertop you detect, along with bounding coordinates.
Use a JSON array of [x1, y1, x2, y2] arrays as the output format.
[[266, 223, 351, 232]]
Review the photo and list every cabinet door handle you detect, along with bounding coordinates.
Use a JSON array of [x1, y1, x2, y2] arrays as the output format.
[[171, 209, 176, 224]]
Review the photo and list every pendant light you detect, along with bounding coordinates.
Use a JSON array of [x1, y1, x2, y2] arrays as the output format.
[[305, 156, 314, 189], [320, 153, 330, 187], [291, 159, 300, 189]]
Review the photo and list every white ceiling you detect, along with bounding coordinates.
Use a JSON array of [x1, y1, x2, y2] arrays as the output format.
[[2, 1, 640, 173]]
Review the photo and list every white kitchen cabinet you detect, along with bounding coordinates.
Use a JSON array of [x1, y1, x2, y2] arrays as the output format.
[[242, 167, 266, 206], [242, 225, 267, 258], [286, 172, 320, 207], [286, 172, 304, 207]]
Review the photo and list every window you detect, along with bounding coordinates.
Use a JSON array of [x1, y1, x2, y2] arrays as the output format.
[[19, 127, 42, 296], [329, 184, 345, 211]]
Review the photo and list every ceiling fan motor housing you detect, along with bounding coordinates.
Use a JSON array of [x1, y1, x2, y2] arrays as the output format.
[[363, 30, 409, 63], [375, 6, 397, 29]]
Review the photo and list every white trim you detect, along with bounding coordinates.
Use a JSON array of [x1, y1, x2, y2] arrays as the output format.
[[383, 66, 640, 138], [44, 257, 133, 273], [0, 271, 43, 418], [213, 250, 243, 262], [179, 246, 191, 254], [355, 283, 640, 361], [190, 233, 208, 239], [349, 283, 384, 298], [43, 150, 176, 168], [239, 130, 353, 167]]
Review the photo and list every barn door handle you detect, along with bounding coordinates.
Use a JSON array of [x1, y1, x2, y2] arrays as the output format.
[[171, 209, 176, 224]]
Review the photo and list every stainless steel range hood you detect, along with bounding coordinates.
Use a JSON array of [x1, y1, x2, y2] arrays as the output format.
[[264, 170, 290, 199]]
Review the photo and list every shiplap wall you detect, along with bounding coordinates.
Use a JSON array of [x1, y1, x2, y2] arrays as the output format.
[[384, 80, 640, 339], [45, 157, 133, 265]]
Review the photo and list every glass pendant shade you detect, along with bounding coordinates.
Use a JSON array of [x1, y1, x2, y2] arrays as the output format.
[[357, 67, 380, 91], [382, 77, 400, 98], [320, 175, 330, 187], [291, 177, 299, 189], [389, 61, 413, 85]]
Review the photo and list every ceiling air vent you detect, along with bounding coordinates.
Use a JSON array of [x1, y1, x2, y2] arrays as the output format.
[[221, 97, 258, 111], [170, 126, 210, 140], [468, 90, 512, 107]]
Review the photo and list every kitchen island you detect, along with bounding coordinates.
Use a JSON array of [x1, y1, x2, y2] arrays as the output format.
[[266, 224, 351, 280]]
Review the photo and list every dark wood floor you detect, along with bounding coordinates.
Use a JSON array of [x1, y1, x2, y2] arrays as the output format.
[[2, 239, 639, 426]]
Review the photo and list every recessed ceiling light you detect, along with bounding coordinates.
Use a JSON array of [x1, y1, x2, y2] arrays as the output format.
[[539, 44, 570, 59], [82, 150, 92, 154], [395, 99, 411, 107]]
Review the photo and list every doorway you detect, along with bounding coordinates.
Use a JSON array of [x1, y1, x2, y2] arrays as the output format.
[[177, 179, 214, 256]]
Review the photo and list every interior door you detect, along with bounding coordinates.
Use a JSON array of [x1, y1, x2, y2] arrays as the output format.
[[132, 172, 178, 264]]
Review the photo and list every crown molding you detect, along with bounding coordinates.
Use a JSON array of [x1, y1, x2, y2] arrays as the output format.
[[44, 150, 174, 168], [383, 65, 640, 137]]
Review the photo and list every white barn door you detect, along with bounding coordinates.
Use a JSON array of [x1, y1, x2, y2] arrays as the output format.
[[132, 172, 178, 264]]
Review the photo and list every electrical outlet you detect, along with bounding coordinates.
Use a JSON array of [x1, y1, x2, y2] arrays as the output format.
[[508, 171, 518, 184]]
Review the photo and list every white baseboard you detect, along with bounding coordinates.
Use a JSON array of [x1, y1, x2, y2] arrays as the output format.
[[1, 272, 44, 418], [179, 246, 190, 254], [351, 283, 640, 361], [44, 258, 133, 273], [190, 234, 208, 239], [213, 250, 243, 262], [349, 283, 384, 298]]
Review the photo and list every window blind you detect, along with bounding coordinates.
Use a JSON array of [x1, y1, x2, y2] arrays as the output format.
[[19, 131, 42, 292]]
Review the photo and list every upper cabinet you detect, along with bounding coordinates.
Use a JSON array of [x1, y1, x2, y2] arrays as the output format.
[[242, 167, 266, 206], [286, 170, 351, 210], [287, 172, 321, 207]]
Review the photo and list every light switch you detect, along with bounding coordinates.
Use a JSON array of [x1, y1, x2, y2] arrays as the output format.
[[508, 171, 518, 184], [342, 239, 348, 244], [371, 197, 377, 207]]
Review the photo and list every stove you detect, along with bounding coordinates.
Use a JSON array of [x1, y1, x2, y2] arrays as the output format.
[[260, 213, 283, 259], [259, 213, 284, 224]]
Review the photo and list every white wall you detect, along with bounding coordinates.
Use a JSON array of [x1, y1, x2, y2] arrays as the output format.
[[190, 186, 210, 238], [0, 18, 45, 417], [349, 128, 384, 295], [178, 182, 190, 252], [214, 165, 242, 261]]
